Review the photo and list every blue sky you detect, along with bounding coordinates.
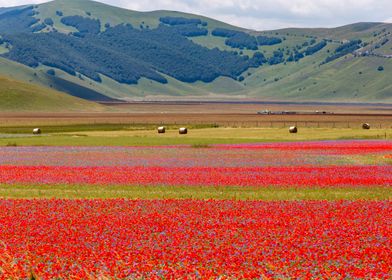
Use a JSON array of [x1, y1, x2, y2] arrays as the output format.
[[1, 0, 391, 30]]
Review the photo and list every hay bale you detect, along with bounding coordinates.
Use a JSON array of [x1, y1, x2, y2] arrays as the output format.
[[33, 128, 41, 135], [157, 126, 166, 134], [179, 127, 188, 135], [289, 126, 298, 133], [362, 123, 370, 130]]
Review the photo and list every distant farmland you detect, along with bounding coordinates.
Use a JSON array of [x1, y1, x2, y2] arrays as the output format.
[[0, 102, 391, 129]]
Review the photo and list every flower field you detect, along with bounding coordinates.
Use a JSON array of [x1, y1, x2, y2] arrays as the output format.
[[0, 140, 391, 167], [0, 140, 391, 188], [0, 140, 391, 278], [1, 165, 391, 187], [0, 200, 391, 279]]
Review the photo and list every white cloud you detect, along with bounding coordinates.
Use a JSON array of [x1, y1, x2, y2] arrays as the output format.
[[0, 0, 391, 30], [0, 0, 46, 6], [99, 0, 392, 29]]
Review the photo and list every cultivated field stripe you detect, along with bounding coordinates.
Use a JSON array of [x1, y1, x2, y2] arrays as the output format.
[[0, 185, 390, 200]]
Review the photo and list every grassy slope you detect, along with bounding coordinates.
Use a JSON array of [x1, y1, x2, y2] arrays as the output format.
[[0, 56, 121, 101], [0, 74, 106, 112], [0, 0, 246, 101], [32, 0, 249, 100], [36, 0, 241, 34], [246, 50, 392, 102], [0, 0, 390, 103], [145, 21, 391, 102], [271, 22, 389, 40], [243, 22, 392, 102]]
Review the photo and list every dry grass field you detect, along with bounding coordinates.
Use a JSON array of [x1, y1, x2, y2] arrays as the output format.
[[76, 127, 392, 141], [0, 102, 391, 128], [0, 102, 390, 146]]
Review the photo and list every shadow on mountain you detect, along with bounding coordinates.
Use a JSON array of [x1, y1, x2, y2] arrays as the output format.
[[47, 76, 119, 102]]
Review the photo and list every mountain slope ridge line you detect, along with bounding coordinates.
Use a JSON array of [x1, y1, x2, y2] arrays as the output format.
[[0, 0, 389, 104]]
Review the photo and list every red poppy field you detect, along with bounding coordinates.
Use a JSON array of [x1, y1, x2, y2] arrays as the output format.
[[0, 200, 391, 279], [0, 141, 391, 188], [0, 140, 391, 279]]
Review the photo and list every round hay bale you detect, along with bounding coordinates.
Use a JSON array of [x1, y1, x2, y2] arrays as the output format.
[[157, 126, 166, 134], [33, 128, 41, 135], [289, 126, 298, 133], [362, 123, 370, 130], [179, 127, 188, 135]]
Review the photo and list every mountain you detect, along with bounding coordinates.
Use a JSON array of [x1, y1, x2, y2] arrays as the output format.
[[0, 74, 106, 112], [0, 0, 390, 105]]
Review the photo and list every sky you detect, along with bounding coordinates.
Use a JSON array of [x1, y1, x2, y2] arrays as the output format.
[[1, 0, 391, 30]]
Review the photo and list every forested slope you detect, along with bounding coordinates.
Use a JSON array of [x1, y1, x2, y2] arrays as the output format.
[[0, 0, 390, 103]]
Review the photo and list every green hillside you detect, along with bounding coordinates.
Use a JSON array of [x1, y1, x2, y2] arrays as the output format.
[[0, 0, 390, 104], [35, 0, 241, 33], [0, 75, 106, 112], [245, 46, 392, 102]]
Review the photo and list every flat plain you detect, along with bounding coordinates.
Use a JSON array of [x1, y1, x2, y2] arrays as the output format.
[[0, 102, 391, 146], [0, 103, 391, 278]]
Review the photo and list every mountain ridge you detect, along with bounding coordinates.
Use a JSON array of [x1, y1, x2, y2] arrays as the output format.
[[0, 0, 390, 107]]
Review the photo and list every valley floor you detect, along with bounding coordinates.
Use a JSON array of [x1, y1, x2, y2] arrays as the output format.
[[0, 126, 391, 146], [0, 110, 391, 278]]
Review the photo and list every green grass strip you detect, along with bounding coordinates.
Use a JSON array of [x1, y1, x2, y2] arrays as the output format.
[[0, 185, 390, 200], [0, 123, 218, 134], [0, 135, 266, 147], [1, 127, 390, 146]]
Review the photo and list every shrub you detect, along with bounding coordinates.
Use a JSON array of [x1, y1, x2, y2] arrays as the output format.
[[225, 33, 258, 50], [31, 23, 46, 32], [304, 40, 327, 56], [381, 38, 389, 46], [335, 40, 362, 53], [268, 50, 284, 65], [211, 28, 239, 38], [61, 16, 101, 34], [44, 18, 54, 26], [286, 51, 304, 62], [257, 36, 282, 46], [165, 24, 208, 37], [46, 69, 55, 76], [249, 52, 267, 67], [211, 28, 258, 50], [324, 39, 362, 63], [159, 17, 202, 26]]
